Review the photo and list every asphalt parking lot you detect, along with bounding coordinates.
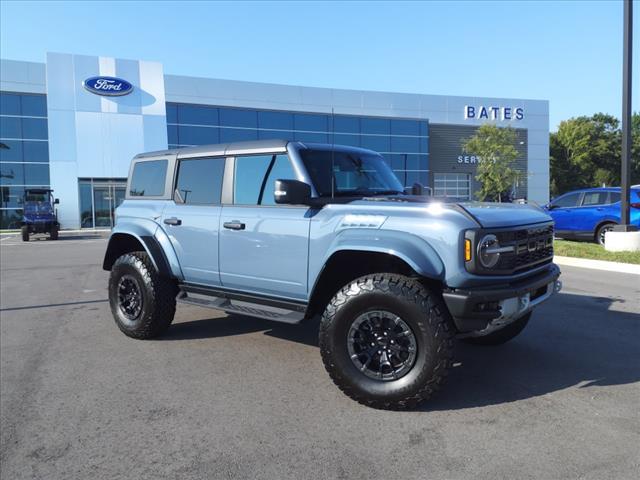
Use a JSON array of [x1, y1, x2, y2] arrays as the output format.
[[1, 232, 639, 480]]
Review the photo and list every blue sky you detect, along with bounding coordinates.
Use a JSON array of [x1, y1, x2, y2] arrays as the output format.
[[1, 0, 638, 129]]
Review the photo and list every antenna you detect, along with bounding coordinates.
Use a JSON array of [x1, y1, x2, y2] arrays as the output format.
[[331, 107, 335, 199]]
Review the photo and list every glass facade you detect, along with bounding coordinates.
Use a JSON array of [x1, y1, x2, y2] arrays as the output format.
[[78, 178, 127, 228], [167, 103, 429, 188], [1, 91, 50, 229]]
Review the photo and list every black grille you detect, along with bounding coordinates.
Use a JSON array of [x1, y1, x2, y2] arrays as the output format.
[[494, 224, 554, 274]]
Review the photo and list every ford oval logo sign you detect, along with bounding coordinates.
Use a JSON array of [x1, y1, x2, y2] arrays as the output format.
[[83, 76, 133, 96]]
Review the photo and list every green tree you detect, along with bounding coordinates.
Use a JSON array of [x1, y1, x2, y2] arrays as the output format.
[[461, 125, 520, 202], [550, 112, 640, 197]]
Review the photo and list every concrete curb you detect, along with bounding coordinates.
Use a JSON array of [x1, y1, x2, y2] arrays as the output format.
[[554, 255, 640, 275]]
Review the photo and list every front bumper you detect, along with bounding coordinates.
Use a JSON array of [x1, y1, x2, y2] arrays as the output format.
[[442, 264, 561, 334]]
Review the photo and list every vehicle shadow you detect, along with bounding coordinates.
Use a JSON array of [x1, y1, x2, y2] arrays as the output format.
[[164, 314, 320, 348], [161, 292, 640, 410]]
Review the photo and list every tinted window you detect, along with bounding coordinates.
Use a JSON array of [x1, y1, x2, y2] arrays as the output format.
[[129, 160, 167, 196], [332, 116, 359, 134], [0, 116, 21, 138], [219, 108, 257, 128], [361, 118, 390, 135], [175, 157, 225, 204], [553, 192, 581, 208], [258, 111, 293, 130], [23, 141, 49, 162], [0, 140, 22, 161], [178, 125, 219, 145], [261, 155, 296, 206], [608, 192, 621, 204], [220, 128, 258, 143], [391, 119, 420, 136], [361, 135, 390, 153], [21, 95, 47, 117], [294, 114, 328, 132], [178, 105, 218, 126], [166, 103, 177, 124], [582, 191, 607, 206], [294, 131, 328, 143], [0, 162, 24, 185], [21, 118, 48, 140], [391, 136, 420, 153], [0, 209, 23, 229], [24, 163, 50, 185], [234, 155, 273, 205], [0, 93, 21, 115]]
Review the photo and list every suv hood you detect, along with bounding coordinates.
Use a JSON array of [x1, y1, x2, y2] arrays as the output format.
[[457, 202, 552, 228]]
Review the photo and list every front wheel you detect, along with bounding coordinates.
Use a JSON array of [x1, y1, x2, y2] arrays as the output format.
[[21, 226, 29, 242], [108, 251, 178, 339], [49, 226, 59, 240], [319, 274, 454, 410]]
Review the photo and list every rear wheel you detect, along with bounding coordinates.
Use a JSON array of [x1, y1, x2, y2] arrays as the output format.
[[21, 226, 29, 242], [462, 312, 532, 346], [108, 251, 178, 339], [596, 222, 615, 246], [319, 274, 454, 409]]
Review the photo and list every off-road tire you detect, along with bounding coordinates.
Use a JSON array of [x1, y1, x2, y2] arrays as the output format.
[[596, 222, 615, 246], [108, 251, 178, 339], [21, 226, 29, 242], [462, 312, 532, 346], [49, 226, 59, 240], [319, 274, 455, 410]]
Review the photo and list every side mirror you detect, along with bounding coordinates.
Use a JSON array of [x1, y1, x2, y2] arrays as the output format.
[[54, 198, 60, 204], [274, 179, 312, 205], [546, 203, 557, 210], [404, 183, 425, 196]]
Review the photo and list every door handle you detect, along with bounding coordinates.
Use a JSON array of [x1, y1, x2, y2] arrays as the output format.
[[223, 221, 245, 230], [164, 217, 182, 226]]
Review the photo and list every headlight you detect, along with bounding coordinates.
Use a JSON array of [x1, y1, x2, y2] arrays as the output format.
[[477, 234, 501, 268]]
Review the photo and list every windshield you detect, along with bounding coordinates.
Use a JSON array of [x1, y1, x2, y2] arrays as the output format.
[[23, 191, 54, 214], [299, 149, 404, 197]]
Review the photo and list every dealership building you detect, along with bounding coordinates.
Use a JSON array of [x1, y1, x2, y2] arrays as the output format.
[[0, 53, 549, 230]]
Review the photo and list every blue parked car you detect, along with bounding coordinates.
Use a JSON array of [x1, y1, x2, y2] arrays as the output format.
[[545, 187, 640, 245]]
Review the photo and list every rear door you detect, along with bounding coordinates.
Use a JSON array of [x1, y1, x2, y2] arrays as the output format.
[[160, 156, 226, 286], [577, 190, 610, 233], [218, 153, 311, 300]]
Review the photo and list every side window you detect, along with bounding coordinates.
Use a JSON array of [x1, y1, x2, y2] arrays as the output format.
[[129, 160, 167, 197], [233, 154, 295, 205], [608, 192, 621, 204], [175, 157, 225, 204], [581, 191, 607, 206], [553, 192, 581, 208]]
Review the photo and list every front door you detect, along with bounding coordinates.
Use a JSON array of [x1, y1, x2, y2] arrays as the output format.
[[218, 154, 310, 300], [159, 156, 226, 286], [549, 191, 583, 232]]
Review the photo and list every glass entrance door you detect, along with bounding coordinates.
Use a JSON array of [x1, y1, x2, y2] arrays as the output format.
[[79, 179, 126, 228]]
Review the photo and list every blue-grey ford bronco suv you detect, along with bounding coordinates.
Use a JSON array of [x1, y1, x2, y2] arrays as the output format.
[[104, 139, 561, 409]]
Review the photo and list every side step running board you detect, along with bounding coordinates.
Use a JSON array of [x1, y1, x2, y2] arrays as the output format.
[[176, 285, 307, 325]]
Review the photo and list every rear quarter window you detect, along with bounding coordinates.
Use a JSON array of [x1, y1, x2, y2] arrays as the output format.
[[129, 160, 168, 197]]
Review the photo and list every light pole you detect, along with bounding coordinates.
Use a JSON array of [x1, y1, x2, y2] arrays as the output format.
[[615, 0, 636, 233]]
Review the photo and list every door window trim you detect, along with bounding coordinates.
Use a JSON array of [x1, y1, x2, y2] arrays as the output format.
[[228, 153, 305, 207]]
